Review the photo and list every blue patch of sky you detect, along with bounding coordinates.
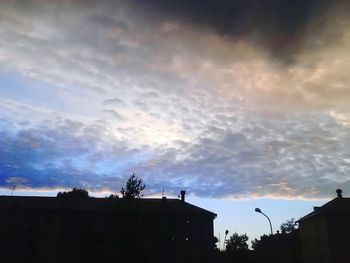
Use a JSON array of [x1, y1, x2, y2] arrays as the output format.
[[27, 149, 154, 180], [91, 150, 154, 176], [0, 189, 58, 197], [0, 165, 18, 184], [0, 118, 15, 131], [0, 69, 66, 112], [188, 196, 325, 246]]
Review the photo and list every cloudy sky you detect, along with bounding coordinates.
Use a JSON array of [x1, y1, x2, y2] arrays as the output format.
[[1, 0, 350, 240]]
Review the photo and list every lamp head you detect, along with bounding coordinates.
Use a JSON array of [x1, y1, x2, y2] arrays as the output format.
[[255, 208, 262, 213]]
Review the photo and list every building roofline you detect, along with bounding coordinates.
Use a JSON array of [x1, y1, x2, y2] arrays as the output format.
[[297, 197, 350, 223], [0, 195, 217, 218]]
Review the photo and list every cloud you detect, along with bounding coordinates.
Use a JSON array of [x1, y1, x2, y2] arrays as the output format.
[[128, 0, 334, 60], [128, 112, 350, 199], [102, 109, 126, 121], [0, 119, 151, 191], [102, 97, 126, 107], [0, 0, 350, 199], [5, 177, 28, 185]]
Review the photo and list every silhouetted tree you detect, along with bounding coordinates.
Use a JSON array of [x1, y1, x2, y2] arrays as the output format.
[[251, 231, 302, 263], [107, 193, 119, 199], [213, 236, 219, 250], [280, 218, 298, 234], [120, 174, 145, 199], [225, 232, 249, 252], [57, 187, 90, 198], [251, 234, 268, 251]]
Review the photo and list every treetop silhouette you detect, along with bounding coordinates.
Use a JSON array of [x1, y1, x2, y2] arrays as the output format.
[[120, 174, 146, 199], [225, 232, 249, 252], [280, 218, 298, 234], [57, 187, 90, 198]]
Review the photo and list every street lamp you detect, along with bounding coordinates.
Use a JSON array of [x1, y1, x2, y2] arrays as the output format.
[[255, 208, 273, 235], [223, 230, 229, 250]]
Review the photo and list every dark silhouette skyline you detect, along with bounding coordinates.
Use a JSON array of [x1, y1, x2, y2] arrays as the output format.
[[0, 188, 348, 262], [0, 189, 216, 263]]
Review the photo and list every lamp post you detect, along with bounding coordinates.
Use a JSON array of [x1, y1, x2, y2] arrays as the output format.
[[255, 208, 273, 235], [223, 230, 229, 250]]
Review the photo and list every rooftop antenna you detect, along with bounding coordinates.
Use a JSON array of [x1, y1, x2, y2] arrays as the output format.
[[162, 188, 165, 198], [11, 185, 16, 196], [6, 177, 28, 196]]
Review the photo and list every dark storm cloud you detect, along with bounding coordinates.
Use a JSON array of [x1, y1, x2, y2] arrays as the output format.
[[130, 0, 331, 59]]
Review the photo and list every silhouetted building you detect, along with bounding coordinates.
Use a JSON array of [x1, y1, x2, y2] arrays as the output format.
[[298, 189, 350, 263], [0, 194, 216, 263]]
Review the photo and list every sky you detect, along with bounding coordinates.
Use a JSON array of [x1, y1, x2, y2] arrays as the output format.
[[1, 0, 350, 242]]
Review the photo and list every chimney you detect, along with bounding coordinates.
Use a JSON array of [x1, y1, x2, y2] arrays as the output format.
[[180, 190, 186, 202], [336, 188, 342, 198]]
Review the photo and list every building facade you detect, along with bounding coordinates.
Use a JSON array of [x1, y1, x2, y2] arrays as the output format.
[[298, 189, 350, 263], [0, 194, 216, 263]]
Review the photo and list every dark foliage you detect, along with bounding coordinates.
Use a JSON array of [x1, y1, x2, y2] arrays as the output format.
[[57, 187, 90, 198], [280, 218, 298, 234], [225, 232, 249, 252], [120, 174, 146, 199], [213, 236, 219, 250], [251, 231, 302, 263], [107, 193, 119, 199], [251, 234, 269, 251]]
